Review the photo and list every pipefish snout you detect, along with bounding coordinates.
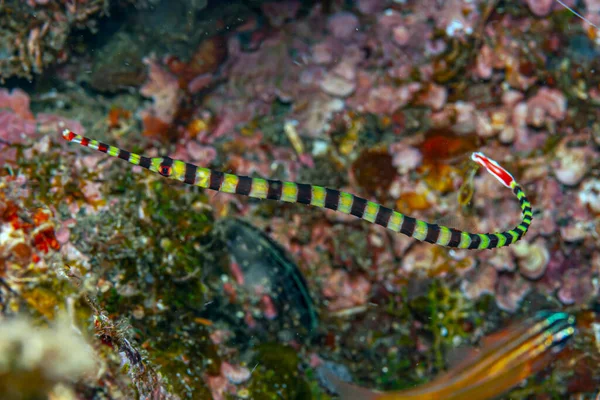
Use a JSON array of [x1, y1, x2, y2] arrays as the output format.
[[62, 129, 532, 250]]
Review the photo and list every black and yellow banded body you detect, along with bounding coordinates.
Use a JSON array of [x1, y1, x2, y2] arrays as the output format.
[[62, 130, 533, 250]]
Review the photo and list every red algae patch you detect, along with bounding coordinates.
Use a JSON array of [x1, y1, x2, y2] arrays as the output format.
[[351, 147, 398, 194], [419, 128, 479, 163]]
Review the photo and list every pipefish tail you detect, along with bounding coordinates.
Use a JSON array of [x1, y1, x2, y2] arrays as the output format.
[[61, 129, 532, 250], [321, 311, 576, 400]]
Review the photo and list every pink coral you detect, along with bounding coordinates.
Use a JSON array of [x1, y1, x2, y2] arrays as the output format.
[[526, 0, 555, 16], [558, 269, 596, 305], [488, 250, 516, 272], [552, 141, 592, 186], [356, 0, 386, 15], [140, 58, 182, 125], [320, 72, 356, 98], [0, 111, 37, 145], [362, 84, 421, 114], [525, 87, 567, 128], [0, 89, 84, 166], [206, 375, 227, 400], [423, 84, 448, 111], [579, 180, 600, 214], [0, 89, 37, 148], [171, 140, 217, 164], [495, 274, 531, 313], [322, 270, 371, 311], [311, 39, 343, 65], [0, 89, 34, 119], [36, 113, 85, 136], [435, 0, 480, 37], [392, 25, 411, 47], [475, 45, 493, 79], [513, 240, 550, 280], [220, 362, 251, 385], [461, 266, 498, 300], [389, 143, 422, 174], [187, 73, 214, 94], [584, 0, 600, 28], [327, 12, 359, 40]]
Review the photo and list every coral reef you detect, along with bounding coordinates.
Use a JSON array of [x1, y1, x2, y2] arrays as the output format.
[[2, 0, 600, 399], [0, 0, 111, 79]]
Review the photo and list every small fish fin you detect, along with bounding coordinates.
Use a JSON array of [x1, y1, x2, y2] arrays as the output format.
[[455, 350, 557, 399], [319, 366, 382, 400], [479, 321, 531, 349], [444, 321, 530, 375]]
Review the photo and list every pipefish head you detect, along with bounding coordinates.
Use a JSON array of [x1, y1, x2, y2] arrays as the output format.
[[151, 157, 172, 176], [152, 156, 193, 182]]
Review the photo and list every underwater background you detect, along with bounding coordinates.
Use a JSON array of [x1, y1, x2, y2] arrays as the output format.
[[0, 0, 599, 399]]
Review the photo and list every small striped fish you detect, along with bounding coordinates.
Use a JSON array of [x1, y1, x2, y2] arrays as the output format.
[[61, 129, 533, 250], [322, 311, 576, 400]]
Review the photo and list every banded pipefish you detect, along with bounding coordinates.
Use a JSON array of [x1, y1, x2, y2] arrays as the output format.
[[61, 129, 532, 250]]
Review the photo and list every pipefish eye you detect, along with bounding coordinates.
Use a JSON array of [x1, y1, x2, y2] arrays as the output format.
[[159, 164, 172, 176]]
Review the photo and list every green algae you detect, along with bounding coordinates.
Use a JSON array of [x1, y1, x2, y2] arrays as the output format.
[[17, 139, 220, 397], [247, 344, 312, 400], [408, 280, 476, 371], [502, 365, 571, 400], [84, 169, 216, 308], [323, 279, 485, 396], [83, 165, 220, 397], [141, 314, 217, 398]]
